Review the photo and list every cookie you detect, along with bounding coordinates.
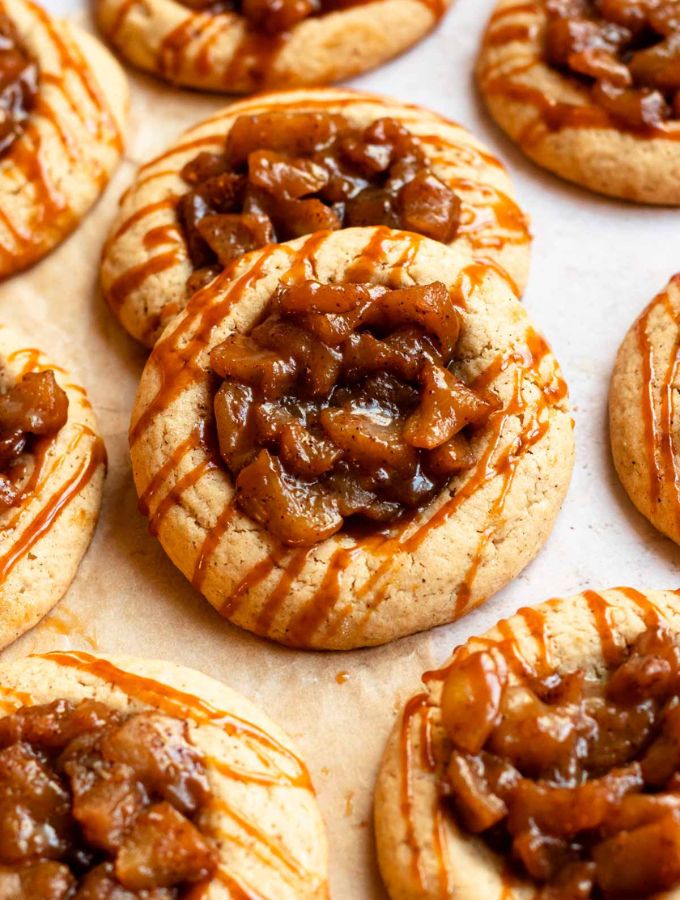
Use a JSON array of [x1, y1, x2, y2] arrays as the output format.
[[0, 0, 127, 278], [94, 0, 451, 94], [101, 87, 531, 347], [476, 0, 680, 204], [129, 226, 573, 650], [0, 650, 328, 897], [375, 586, 680, 899], [0, 324, 105, 648], [610, 274, 680, 544]]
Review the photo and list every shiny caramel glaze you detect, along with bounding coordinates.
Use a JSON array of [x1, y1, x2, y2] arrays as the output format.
[[210, 278, 497, 547], [102, 88, 530, 348], [0, 12, 37, 155], [0, 0, 124, 278], [130, 227, 571, 649], [0, 697, 217, 895], [178, 111, 462, 293], [0, 652, 327, 898], [375, 587, 679, 900], [477, 0, 680, 146]]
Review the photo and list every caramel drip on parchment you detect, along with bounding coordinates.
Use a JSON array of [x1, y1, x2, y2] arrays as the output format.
[[131, 228, 562, 646], [634, 278, 680, 532], [478, 0, 680, 145], [0, 0, 123, 273], [402, 588, 667, 894], [106, 92, 529, 318], [38, 652, 319, 897]]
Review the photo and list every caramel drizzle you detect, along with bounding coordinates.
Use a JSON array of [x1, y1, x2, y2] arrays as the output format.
[[634, 278, 680, 532], [34, 652, 319, 894], [105, 91, 528, 322], [0, 0, 123, 273], [478, 0, 680, 144], [131, 229, 563, 646], [403, 588, 667, 893]]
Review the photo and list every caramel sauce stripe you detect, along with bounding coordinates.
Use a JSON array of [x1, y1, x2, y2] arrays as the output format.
[[635, 287, 680, 529]]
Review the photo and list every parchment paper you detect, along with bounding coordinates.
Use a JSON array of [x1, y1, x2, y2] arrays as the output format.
[[1, 0, 679, 896]]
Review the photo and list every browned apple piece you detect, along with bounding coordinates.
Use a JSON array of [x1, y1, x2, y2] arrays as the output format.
[[0, 700, 118, 751], [76, 862, 173, 899], [363, 116, 423, 160], [641, 703, 680, 785], [648, 1, 680, 36], [225, 111, 343, 167], [507, 766, 643, 837], [320, 408, 417, 475], [0, 371, 69, 436], [546, 17, 630, 66], [210, 334, 298, 400], [404, 364, 496, 450], [68, 760, 147, 852], [0, 861, 75, 900], [272, 196, 342, 239], [236, 450, 343, 546], [327, 469, 400, 520], [426, 433, 475, 477], [585, 698, 656, 771], [398, 172, 461, 243], [592, 80, 670, 126], [214, 382, 256, 473], [537, 861, 596, 899], [176, 192, 214, 268], [101, 713, 210, 816], [441, 651, 508, 753], [180, 151, 228, 185], [342, 328, 441, 382], [241, 0, 319, 34], [513, 830, 575, 881], [606, 651, 673, 702], [251, 316, 341, 396], [369, 283, 461, 356], [594, 0, 647, 32], [345, 187, 399, 228], [278, 421, 342, 477], [248, 150, 329, 200], [115, 801, 217, 890], [192, 172, 246, 213], [276, 282, 384, 346], [568, 47, 631, 84], [339, 135, 394, 175], [629, 33, 680, 91], [197, 212, 274, 265], [600, 792, 680, 836], [593, 811, 680, 895], [448, 752, 508, 833]]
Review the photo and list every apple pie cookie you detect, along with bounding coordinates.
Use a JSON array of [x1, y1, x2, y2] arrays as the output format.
[[610, 274, 680, 544], [94, 0, 451, 93], [0, 650, 328, 897], [476, 0, 680, 203], [0, 0, 127, 277], [129, 226, 573, 650], [375, 586, 680, 899], [0, 325, 105, 648], [101, 88, 531, 347]]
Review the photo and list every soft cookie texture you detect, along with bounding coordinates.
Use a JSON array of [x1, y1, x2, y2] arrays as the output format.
[[129, 226, 574, 651], [0, 0, 127, 278], [610, 275, 680, 545], [374, 586, 680, 900], [0, 325, 105, 649], [101, 87, 531, 347], [476, 0, 680, 204], [94, 0, 451, 93], [0, 651, 329, 898]]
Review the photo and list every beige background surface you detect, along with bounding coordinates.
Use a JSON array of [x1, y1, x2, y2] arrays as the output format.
[[1, 1, 679, 897]]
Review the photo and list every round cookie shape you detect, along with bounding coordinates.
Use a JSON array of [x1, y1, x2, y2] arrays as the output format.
[[0, 650, 329, 897], [0, 0, 127, 278], [610, 274, 680, 544], [0, 324, 105, 649], [129, 226, 574, 651], [374, 586, 680, 900], [102, 87, 531, 348], [94, 0, 450, 94], [476, 0, 680, 204]]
